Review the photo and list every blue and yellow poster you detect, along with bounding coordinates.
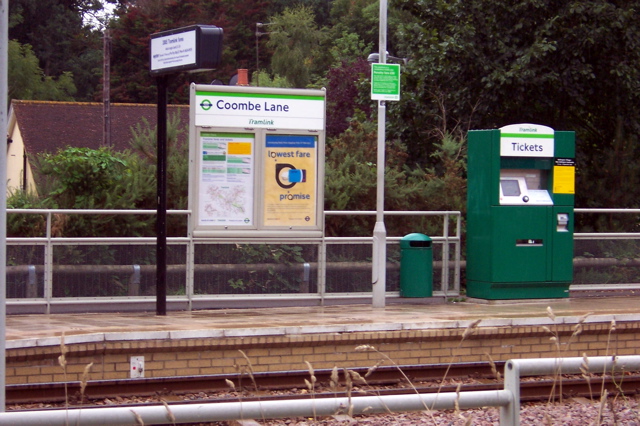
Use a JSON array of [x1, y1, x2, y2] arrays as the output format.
[[263, 135, 317, 227]]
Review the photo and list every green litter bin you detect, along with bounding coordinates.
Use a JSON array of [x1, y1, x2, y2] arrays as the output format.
[[400, 233, 433, 297]]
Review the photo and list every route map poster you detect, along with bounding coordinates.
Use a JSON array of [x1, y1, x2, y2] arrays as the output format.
[[198, 132, 254, 226], [263, 135, 317, 227]]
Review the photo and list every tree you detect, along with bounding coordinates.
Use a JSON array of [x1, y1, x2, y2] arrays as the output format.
[[326, 0, 408, 63], [325, 57, 372, 138], [267, 0, 332, 27], [32, 147, 155, 237], [393, 0, 640, 215], [8, 110, 189, 238], [9, 0, 106, 101], [128, 111, 190, 214], [267, 5, 321, 88], [8, 40, 77, 101], [37, 147, 134, 208], [108, 5, 163, 103], [109, 0, 270, 103], [325, 121, 466, 237], [250, 70, 292, 88], [329, 0, 379, 50]]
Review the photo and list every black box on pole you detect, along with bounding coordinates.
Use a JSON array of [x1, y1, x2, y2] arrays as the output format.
[[150, 25, 223, 76]]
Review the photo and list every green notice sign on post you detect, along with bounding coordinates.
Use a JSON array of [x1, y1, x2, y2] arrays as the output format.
[[371, 63, 401, 101]]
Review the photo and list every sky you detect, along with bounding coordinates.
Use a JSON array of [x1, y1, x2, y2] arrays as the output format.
[[84, 1, 117, 30]]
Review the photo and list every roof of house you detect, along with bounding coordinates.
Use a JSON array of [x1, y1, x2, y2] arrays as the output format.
[[10, 100, 190, 155]]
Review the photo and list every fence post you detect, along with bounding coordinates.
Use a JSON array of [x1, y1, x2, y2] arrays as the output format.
[[318, 240, 326, 304], [442, 214, 450, 295], [26, 265, 37, 298], [501, 360, 521, 426], [454, 214, 462, 295], [128, 265, 141, 296], [299, 262, 311, 293], [44, 212, 53, 314]]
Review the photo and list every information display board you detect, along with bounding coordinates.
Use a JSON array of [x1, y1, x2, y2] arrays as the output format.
[[553, 158, 576, 194], [189, 84, 326, 238], [150, 25, 223, 75], [370, 63, 401, 101]]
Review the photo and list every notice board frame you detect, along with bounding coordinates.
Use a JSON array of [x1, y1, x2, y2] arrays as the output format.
[[188, 84, 326, 238]]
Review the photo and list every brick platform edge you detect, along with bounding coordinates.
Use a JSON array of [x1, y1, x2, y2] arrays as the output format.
[[7, 318, 640, 385]]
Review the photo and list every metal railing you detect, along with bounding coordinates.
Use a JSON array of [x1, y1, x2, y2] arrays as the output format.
[[1, 355, 638, 425], [6, 209, 461, 313], [572, 208, 640, 291], [7, 208, 640, 313]]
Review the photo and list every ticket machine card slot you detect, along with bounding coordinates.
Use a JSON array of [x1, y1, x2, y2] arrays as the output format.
[[557, 213, 569, 232]]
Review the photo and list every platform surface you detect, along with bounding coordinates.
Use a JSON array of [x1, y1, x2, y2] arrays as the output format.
[[6, 295, 640, 349]]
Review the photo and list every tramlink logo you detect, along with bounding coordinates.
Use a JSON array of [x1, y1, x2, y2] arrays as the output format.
[[199, 99, 213, 111], [250, 118, 274, 125]]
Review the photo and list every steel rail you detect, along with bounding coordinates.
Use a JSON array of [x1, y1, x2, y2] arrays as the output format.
[[7, 362, 500, 404], [7, 362, 640, 406], [5, 357, 640, 426]]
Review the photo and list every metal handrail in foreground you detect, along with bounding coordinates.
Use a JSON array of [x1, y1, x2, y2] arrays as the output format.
[[0, 355, 638, 425]]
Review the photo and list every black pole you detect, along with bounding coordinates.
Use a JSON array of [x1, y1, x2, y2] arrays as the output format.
[[156, 75, 168, 316]]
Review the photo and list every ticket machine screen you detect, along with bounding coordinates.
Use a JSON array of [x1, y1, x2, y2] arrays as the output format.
[[501, 179, 521, 197], [499, 169, 553, 205]]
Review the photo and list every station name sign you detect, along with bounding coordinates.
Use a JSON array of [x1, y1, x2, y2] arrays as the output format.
[[500, 123, 554, 157], [195, 89, 325, 131], [150, 25, 223, 75]]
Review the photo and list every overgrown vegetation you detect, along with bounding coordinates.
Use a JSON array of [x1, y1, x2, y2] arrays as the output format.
[[7, 1, 640, 296], [6, 113, 190, 298], [8, 111, 187, 238], [9, 0, 640, 233], [325, 121, 466, 237]]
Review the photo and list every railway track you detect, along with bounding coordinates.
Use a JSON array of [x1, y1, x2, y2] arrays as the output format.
[[8, 361, 640, 409]]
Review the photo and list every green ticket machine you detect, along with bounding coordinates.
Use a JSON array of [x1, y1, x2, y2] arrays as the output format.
[[466, 124, 575, 299]]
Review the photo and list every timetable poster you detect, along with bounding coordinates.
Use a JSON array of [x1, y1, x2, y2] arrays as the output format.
[[198, 132, 254, 226]]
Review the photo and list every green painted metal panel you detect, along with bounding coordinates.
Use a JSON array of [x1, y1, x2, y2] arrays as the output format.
[[490, 206, 548, 283], [551, 207, 574, 282], [466, 125, 575, 300], [466, 280, 569, 299], [466, 129, 499, 282]]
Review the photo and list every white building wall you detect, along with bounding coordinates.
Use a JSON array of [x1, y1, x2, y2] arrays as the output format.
[[6, 112, 37, 196]]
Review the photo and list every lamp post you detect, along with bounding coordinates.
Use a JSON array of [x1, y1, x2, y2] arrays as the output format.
[[0, 0, 7, 409], [255, 22, 272, 87], [255, 23, 262, 86], [371, 0, 389, 309], [368, 53, 407, 65], [369, 7, 407, 310]]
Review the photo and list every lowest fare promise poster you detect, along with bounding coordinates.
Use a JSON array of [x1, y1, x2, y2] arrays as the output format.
[[263, 134, 317, 227]]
